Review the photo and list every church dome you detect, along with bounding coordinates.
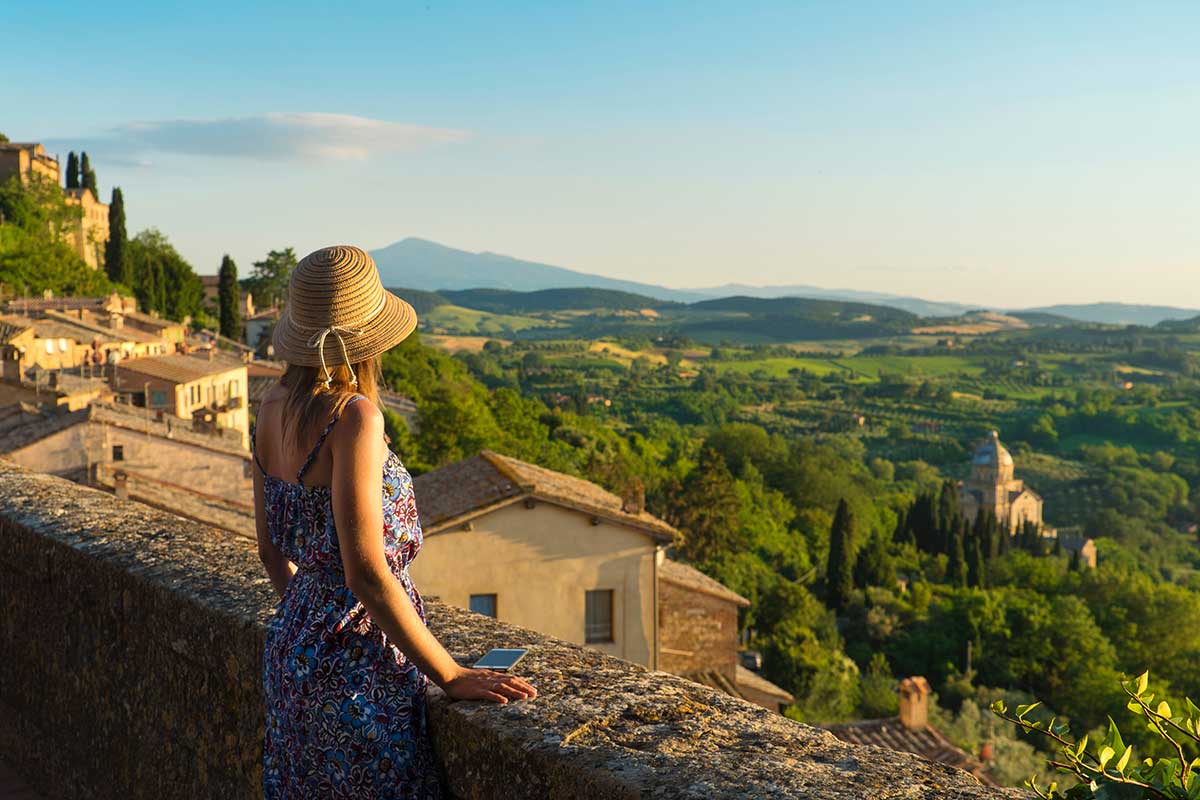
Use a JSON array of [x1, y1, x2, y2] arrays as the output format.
[[972, 431, 1013, 467]]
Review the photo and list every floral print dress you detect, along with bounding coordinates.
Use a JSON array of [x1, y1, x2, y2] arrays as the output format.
[[253, 395, 441, 799]]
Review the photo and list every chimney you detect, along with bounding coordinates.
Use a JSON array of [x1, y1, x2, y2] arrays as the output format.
[[621, 479, 645, 514], [979, 742, 993, 762], [113, 471, 129, 499], [898, 676, 931, 730]]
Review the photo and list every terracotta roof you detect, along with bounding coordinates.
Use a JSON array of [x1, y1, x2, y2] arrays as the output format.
[[660, 559, 750, 607], [115, 352, 246, 384], [42, 310, 162, 344], [120, 310, 184, 331], [824, 717, 993, 785], [412, 450, 677, 542], [683, 667, 795, 706], [684, 669, 743, 699], [0, 315, 32, 344], [735, 665, 795, 703]]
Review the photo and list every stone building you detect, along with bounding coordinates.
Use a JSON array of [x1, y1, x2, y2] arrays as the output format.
[[958, 431, 1044, 531], [410, 450, 793, 711], [0, 400, 252, 537], [63, 186, 109, 270], [0, 311, 171, 379], [659, 559, 794, 712], [112, 352, 249, 448], [0, 141, 108, 269], [0, 142, 59, 185]]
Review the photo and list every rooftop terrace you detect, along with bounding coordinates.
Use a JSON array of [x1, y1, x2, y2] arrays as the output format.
[[0, 458, 1022, 799]]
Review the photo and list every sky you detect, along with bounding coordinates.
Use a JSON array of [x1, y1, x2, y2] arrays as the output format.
[[3, 1, 1198, 308]]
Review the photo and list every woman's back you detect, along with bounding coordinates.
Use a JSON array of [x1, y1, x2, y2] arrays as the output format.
[[253, 388, 441, 799]]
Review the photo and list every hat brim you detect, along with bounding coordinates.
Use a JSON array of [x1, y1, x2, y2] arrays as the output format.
[[271, 289, 418, 367]]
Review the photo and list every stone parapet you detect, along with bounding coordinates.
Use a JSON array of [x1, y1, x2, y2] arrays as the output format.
[[0, 459, 1022, 799]]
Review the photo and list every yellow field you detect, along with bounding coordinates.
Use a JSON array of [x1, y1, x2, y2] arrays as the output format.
[[424, 335, 509, 353]]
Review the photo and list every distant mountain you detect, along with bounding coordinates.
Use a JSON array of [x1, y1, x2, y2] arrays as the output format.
[[439, 287, 677, 313], [370, 238, 973, 314], [371, 238, 703, 302], [684, 284, 973, 317], [1017, 303, 1200, 327], [372, 238, 1196, 328]]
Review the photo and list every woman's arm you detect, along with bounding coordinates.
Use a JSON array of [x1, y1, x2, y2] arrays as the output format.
[[253, 453, 296, 598], [330, 401, 535, 704]]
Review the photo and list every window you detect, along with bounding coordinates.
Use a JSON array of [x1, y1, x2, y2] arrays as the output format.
[[151, 390, 168, 407], [112, 445, 124, 462], [469, 594, 497, 618], [585, 589, 614, 643]]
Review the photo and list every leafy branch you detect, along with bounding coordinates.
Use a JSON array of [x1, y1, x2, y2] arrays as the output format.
[[991, 672, 1200, 799]]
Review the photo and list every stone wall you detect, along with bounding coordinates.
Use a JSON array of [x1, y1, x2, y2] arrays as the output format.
[[0, 460, 1022, 799], [657, 577, 740, 680]]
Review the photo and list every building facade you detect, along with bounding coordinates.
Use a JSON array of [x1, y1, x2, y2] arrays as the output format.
[[112, 353, 249, 447], [958, 431, 1044, 531], [0, 142, 108, 269], [410, 449, 794, 711]]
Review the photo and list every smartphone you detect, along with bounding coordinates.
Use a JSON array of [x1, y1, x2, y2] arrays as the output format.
[[473, 648, 528, 672]]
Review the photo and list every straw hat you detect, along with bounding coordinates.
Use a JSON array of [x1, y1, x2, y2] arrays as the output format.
[[271, 245, 417, 386]]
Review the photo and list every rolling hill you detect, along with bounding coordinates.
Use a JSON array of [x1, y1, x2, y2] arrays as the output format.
[[1018, 303, 1200, 327]]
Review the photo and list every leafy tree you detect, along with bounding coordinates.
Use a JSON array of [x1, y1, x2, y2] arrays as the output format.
[[243, 247, 297, 308], [218, 254, 242, 340], [80, 151, 97, 198], [128, 229, 202, 320], [669, 448, 744, 564], [0, 175, 112, 296], [826, 498, 856, 611], [104, 187, 130, 285], [854, 530, 895, 590], [859, 653, 899, 718], [65, 152, 80, 189]]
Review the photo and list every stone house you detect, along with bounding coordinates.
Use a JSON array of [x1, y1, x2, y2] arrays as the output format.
[[659, 558, 794, 712], [410, 450, 793, 711], [0, 311, 170, 378], [0, 400, 252, 538], [112, 352, 249, 448]]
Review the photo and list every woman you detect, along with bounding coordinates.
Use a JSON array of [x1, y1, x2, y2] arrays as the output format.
[[251, 245, 536, 799]]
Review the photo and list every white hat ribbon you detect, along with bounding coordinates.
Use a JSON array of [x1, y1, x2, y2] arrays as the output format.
[[305, 325, 364, 388]]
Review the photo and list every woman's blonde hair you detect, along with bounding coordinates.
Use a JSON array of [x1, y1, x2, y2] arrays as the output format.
[[279, 355, 384, 450]]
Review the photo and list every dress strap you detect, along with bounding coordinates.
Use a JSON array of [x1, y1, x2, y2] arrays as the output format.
[[296, 395, 366, 484], [249, 423, 268, 476]]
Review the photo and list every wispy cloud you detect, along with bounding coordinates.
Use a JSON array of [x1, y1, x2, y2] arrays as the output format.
[[51, 112, 470, 163]]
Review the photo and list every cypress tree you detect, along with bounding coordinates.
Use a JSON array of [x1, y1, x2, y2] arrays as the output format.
[[966, 527, 986, 588], [1069, 548, 1081, 572], [826, 498, 856, 611], [105, 188, 130, 285], [81, 152, 98, 198], [937, 481, 960, 554], [65, 152, 80, 189], [855, 531, 896, 589], [998, 519, 1011, 556], [218, 254, 242, 341], [947, 517, 968, 588]]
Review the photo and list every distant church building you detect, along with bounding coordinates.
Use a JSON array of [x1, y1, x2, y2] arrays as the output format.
[[958, 431, 1045, 532], [958, 431, 1095, 567]]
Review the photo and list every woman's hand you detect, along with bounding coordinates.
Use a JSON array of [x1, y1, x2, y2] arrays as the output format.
[[440, 667, 537, 704]]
